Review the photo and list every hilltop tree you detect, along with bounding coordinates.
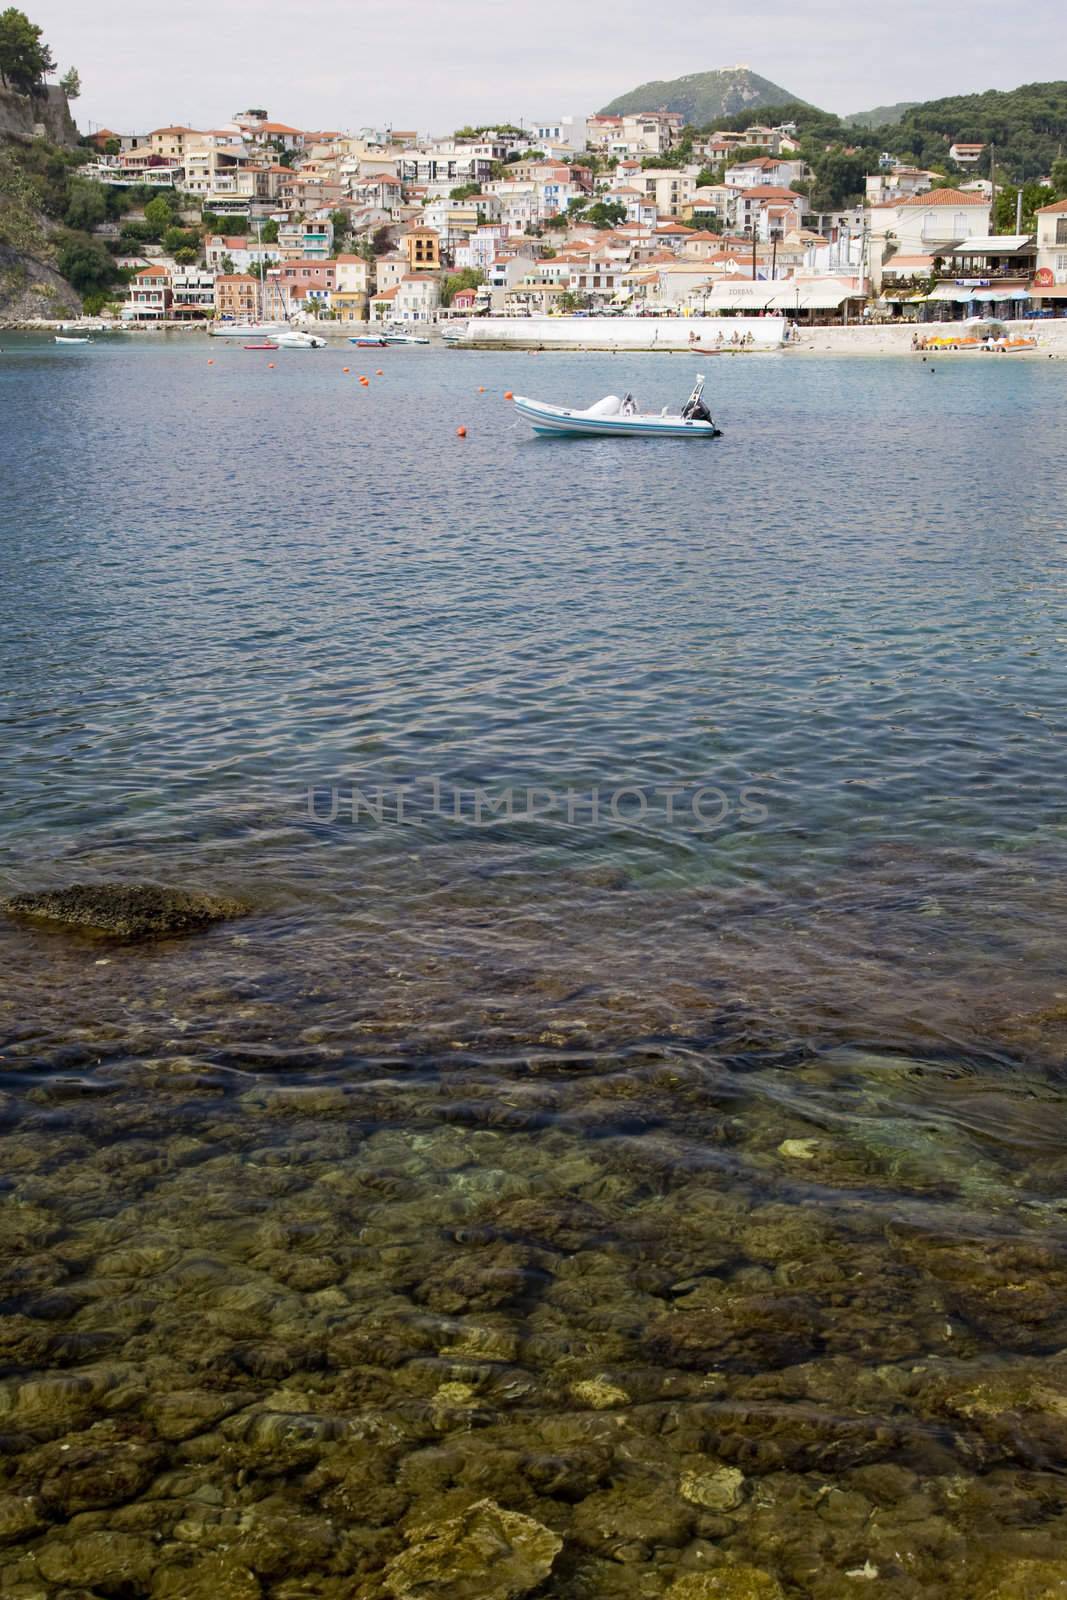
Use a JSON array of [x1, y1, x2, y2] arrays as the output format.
[[58, 64, 79, 98], [0, 7, 55, 95]]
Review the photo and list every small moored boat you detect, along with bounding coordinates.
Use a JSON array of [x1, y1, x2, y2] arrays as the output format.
[[275, 330, 327, 349], [514, 378, 721, 439], [55, 335, 91, 344]]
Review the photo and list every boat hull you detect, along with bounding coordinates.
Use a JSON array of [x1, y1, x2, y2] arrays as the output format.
[[513, 396, 720, 439]]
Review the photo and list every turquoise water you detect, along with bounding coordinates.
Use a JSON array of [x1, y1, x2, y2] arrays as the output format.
[[2, 334, 1067, 1596]]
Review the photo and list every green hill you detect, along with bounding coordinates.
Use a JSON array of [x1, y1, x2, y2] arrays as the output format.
[[599, 66, 807, 126], [844, 101, 918, 129], [881, 81, 1067, 180]]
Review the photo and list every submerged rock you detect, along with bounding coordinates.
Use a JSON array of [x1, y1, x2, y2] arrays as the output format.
[[668, 1571, 784, 1599], [2, 882, 248, 940], [383, 1498, 562, 1599], [678, 1463, 745, 1512]]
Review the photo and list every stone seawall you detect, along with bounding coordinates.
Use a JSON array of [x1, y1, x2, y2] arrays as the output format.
[[455, 315, 787, 352]]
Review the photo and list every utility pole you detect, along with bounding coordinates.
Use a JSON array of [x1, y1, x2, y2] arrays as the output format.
[[1015, 187, 1023, 235], [989, 142, 997, 234], [771, 234, 778, 280]]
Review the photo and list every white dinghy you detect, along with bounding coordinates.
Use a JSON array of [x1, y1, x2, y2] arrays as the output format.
[[513, 377, 721, 439]]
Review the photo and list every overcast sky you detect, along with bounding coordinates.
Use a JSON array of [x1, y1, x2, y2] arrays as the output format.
[[36, 0, 1067, 136]]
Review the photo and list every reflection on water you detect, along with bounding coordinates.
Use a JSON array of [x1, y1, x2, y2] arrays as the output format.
[[2, 339, 1067, 1595]]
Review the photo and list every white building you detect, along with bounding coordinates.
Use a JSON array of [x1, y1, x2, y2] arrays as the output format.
[[866, 187, 992, 290], [1035, 197, 1067, 284], [529, 116, 588, 150], [394, 273, 441, 322]]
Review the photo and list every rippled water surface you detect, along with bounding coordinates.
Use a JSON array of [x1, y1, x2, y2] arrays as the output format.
[[2, 334, 1067, 1597]]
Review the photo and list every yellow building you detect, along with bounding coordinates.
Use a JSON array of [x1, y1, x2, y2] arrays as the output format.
[[215, 274, 259, 320], [332, 290, 368, 323], [148, 125, 202, 162], [402, 226, 441, 271]]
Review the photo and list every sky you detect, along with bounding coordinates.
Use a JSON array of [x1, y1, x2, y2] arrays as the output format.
[[35, 0, 1067, 137]]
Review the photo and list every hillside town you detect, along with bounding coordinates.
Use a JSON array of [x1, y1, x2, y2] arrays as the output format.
[[74, 106, 1067, 327]]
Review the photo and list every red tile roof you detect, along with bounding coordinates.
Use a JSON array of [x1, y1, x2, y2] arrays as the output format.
[[1036, 198, 1067, 214], [899, 188, 989, 207]]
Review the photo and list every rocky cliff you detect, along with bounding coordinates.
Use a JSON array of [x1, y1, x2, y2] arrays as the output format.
[[0, 91, 83, 320], [0, 83, 78, 147]]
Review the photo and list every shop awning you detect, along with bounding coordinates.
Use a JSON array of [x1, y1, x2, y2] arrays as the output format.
[[927, 283, 974, 302]]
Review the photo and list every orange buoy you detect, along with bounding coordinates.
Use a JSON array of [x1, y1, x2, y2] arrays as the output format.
[[360, 377, 369, 386], [477, 386, 485, 393], [504, 390, 513, 399], [268, 362, 275, 368], [207, 359, 215, 365], [342, 366, 350, 373], [375, 368, 384, 375], [456, 426, 467, 437]]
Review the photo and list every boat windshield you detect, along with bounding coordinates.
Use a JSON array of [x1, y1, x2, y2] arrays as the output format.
[[681, 376, 713, 424]]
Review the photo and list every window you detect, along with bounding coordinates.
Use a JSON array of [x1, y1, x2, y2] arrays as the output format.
[[1057, 218, 1067, 245]]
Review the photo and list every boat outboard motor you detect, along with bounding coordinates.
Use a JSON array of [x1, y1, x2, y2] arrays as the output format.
[[681, 375, 713, 424]]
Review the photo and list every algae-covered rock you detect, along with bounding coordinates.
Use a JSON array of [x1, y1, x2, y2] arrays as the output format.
[[35, 1529, 156, 1586], [2, 882, 248, 940], [147, 1388, 250, 1442], [383, 1497, 562, 1599], [569, 1376, 631, 1410], [151, 1549, 263, 1599], [973, 1555, 1067, 1599], [646, 1291, 822, 1372], [678, 1463, 745, 1512], [667, 1568, 785, 1599], [572, 1485, 694, 1555], [0, 1494, 46, 1545]]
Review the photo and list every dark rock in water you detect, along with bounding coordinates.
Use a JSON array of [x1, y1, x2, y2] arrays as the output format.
[[2, 883, 248, 940], [646, 1292, 823, 1372]]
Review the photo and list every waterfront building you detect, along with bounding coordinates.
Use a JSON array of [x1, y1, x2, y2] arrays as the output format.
[[123, 262, 172, 320], [1035, 198, 1067, 285], [215, 273, 259, 319]]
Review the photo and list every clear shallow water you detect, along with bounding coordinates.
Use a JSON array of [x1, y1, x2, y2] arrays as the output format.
[[2, 335, 1067, 1596]]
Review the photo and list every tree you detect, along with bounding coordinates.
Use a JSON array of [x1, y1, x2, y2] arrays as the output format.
[[260, 218, 279, 243], [220, 254, 234, 274], [143, 195, 173, 236], [1052, 157, 1067, 198], [64, 177, 106, 231], [544, 212, 569, 231], [173, 246, 198, 265], [59, 65, 79, 98], [440, 267, 484, 305], [371, 225, 391, 255], [104, 137, 120, 157], [449, 183, 480, 201], [0, 7, 55, 95], [994, 181, 1055, 233], [582, 200, 627, 230], [56, 229, 117, 294]]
